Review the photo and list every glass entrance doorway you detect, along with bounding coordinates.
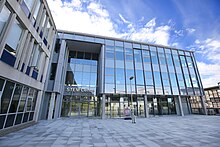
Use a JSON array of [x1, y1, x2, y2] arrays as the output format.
[[61, 96, 98, 117], [148, 97, 176, 116], [105, 96, 145, 118]]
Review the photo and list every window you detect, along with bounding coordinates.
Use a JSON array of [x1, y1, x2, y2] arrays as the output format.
[[115, 47, 124, 60], [0, 81, 15, 114], [136, 70, 144, 85], [105, 46, 114, 59], [50, 63, 57, 80], [105, 84, 115, 93], [0, 6, 10, 36], [30, 45, 41, 68], [8, 84, 23, 113], [23, 0, 35, 11], [33, 0, 41, 20], [134, 49, 141, 62], [116, 68, 125, 84], [5, 19, 23, 56], [45, 21, 51, 39], [41, 13, 46, 28], [18, 87, 28, 112], [151, 51, 158, 64]]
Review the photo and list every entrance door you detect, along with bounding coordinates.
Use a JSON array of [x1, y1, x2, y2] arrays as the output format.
[[61, 96, 98, 117], [70, 101, 88, 117]]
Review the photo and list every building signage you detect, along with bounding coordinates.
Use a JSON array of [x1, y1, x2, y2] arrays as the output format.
[[65, 86, 93, 93]]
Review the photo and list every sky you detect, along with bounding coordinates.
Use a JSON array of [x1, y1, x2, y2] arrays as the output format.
[[47, 0, 220, 88]]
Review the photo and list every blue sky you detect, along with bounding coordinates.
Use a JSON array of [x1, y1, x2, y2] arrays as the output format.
[[48, 0, 220, 87]]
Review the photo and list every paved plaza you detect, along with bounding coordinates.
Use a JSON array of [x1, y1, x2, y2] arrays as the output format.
[[0, 115, 220, 147]]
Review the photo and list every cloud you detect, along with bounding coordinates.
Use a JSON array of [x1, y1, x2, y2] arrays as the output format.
[[47, 0, 120, 37], [174, 29, 184, 36], [193, 38, 220, 87], [119, 13, 130, 24], [197, 62, 220, 88], [127, 18, 171, 46], [63, 0, 82, 8], [186, 28, 196, 34], [47, 0, 172, 46]]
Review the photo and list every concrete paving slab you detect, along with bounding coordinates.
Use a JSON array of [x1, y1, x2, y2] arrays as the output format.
[[0, 115, 220, 147]]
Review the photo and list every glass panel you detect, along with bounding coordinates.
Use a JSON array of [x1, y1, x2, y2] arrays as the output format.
[[0, 115, 6, 129], [105, 76, 114, 84], [32, 90, 38, 111], [137, 85, 145, 94], [0, 78, 5, 94], [0, 81, 15, 114], [105, 59, 114, 68], [141, 45, 148, 50], [116, 68, 125, 84], [144, 63, 152, 71], [105, 68, 114, 76], [18, 87, 28, 112], [5, 19, 23, 56], [115, 41, 123, 47], [124, 42, 132, 48], [105, 84, 115, 93], [146, 86, 154, 94], [135, 70, 144, 85], [106, 46, 114, 59], [134, 49, 141, 62], [151, 51, 158, 64], [133, 43, 140, 48], [116, 84, 126, 94], [33, 0, 40, 19], [125, 48, 133, 61], [126, 69, 134, 82], [24, 0, 35, 11], [22, 112, 29, 123], [115, 60, 124, 68], [9, 84, 23, 113], [5, 114, 15, 128], [115, 47, 124, 60], [0, 6, 10, 36], [15, 113, 23, 125], [105, 39, 114, 45]]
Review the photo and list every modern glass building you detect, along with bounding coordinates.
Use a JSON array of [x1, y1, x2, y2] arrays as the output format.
[[204, 86, 220, 115], [0, 0, 56, 132], [40, 30, 207, 120], [0, 0, 207, 134]]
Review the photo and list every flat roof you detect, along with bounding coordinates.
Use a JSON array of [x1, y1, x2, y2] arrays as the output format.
[[204, 86, 219, 90], [58, 29, 194, 53]]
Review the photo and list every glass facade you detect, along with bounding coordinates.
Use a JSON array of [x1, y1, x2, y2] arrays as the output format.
[[0, 77, 38, 130], [62, 51, 99, 117], [102, 40, 204, 117], [53, 32, 206, 119]]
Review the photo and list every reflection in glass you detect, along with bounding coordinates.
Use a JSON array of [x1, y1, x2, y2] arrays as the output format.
[[9, 84, 23, 113], [18, 87, 28, 112], [0, 81, 15, 114]]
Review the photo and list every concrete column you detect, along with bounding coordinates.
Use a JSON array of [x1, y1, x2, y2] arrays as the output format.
[[200, 96, 207, 115], [54, 40, 66, 93], [178, 95, 184, 116], [54, 94, 62, 119], [144, 95, 149, 118], [17, 33, 31, 70], [101, 94, 106, 119], [33, 90, 43, 121], [48, 92, 56, 120]]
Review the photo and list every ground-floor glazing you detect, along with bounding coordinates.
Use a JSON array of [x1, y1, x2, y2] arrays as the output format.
[[61, 94, 204, 118]]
